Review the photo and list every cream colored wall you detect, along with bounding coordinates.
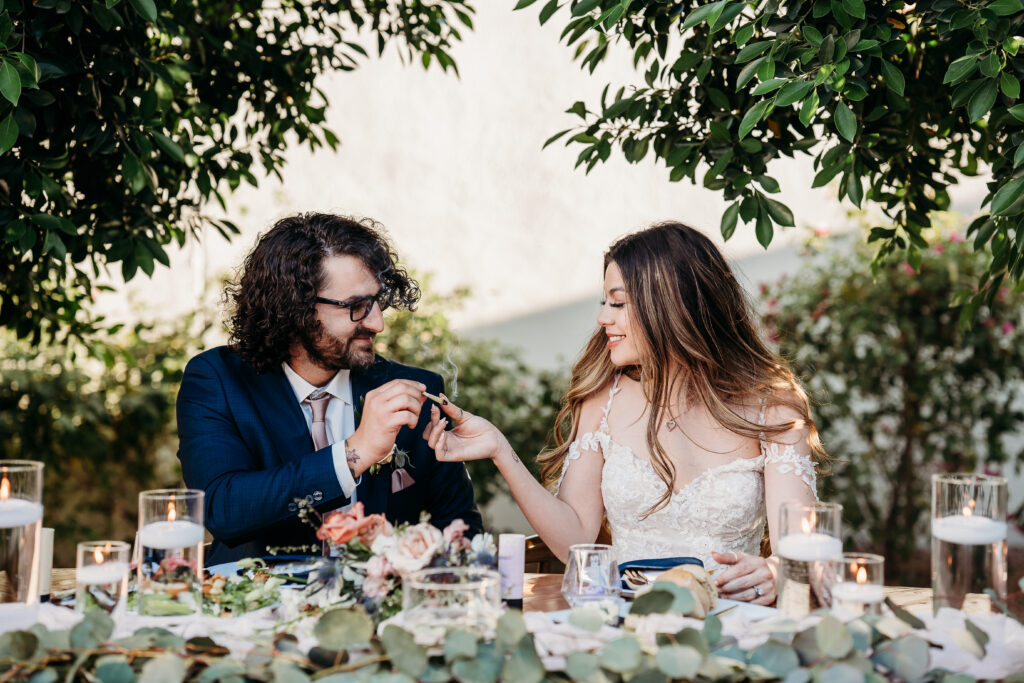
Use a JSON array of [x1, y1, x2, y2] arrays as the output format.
[[105, 2, 850, 331]]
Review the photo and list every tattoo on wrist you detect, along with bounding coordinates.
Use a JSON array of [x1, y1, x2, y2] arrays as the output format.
[[346, 448, 359, 465]]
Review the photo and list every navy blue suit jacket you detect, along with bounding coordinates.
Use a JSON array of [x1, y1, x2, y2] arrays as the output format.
[[176, 347, 483, 564]]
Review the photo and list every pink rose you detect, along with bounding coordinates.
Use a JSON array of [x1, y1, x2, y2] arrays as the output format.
[[359, 514, 393, 547], [363, 575, 391, 601], [1003, 322, 1016, 336], [317, 502, 366, 547], [385, 523, 443, 574], [365, 554, 393, 580]]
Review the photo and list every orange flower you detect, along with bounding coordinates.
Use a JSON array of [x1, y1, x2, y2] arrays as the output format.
[[317, 502, 367, 546], [359, 514, 393, 546]]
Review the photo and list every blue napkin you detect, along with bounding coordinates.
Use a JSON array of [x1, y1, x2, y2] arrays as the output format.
[[618, 557, 704, 573]]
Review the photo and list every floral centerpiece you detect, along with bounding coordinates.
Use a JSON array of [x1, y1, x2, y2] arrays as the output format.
[[277, 501, 497, 624]]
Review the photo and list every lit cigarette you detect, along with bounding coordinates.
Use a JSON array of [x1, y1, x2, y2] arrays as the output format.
[[422, 391, 445, 404]]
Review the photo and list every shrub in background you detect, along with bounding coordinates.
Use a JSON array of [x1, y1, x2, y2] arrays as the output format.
[[376, 274, 567, 508], [0, 319, 204, 565], [762, 225, 1024, 582]]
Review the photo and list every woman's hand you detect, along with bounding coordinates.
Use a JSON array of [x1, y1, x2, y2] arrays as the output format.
[[711, 551, 777, 606], [423, 395, 513, 463]]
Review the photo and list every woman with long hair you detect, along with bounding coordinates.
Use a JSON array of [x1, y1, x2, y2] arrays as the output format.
[[425, 222, 824, 605]]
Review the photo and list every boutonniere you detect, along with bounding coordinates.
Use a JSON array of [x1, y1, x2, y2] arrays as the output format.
[[370, 445, 409, 475]]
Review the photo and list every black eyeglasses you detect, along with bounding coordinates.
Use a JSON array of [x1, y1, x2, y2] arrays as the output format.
[[315, 289, 392, 322]]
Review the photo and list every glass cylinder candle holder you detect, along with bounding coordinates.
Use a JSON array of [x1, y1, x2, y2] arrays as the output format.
[[776, 501, 843, 617], [0, 461, 44, 605], [561, 543, 621, 612], [831, 553, 884, 619], [401, 567, 501, 639], [76, 541, 130, 615], [931, 473, 1007, 612], [137, 489, 205, 617]]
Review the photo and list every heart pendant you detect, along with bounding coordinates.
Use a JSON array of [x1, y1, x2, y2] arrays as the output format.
[[666, 420, 677, 431]]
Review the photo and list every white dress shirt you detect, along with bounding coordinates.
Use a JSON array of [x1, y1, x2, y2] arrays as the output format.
[[281, 363, 359, 505]]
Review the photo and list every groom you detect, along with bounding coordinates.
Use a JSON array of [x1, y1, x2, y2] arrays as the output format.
[[176, 213, 482, 563]]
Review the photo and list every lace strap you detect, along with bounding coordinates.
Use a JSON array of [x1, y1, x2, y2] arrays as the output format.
[[554, 432, 604, 494], [598, 373, 623, 434]]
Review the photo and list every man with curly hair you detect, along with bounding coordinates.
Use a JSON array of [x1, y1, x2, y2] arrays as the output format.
[[176, 213, 482, 563]]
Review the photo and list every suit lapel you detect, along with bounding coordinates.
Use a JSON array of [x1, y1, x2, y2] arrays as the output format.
[[247, 367, 311, 463]]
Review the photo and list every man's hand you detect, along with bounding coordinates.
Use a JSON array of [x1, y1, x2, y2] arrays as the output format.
[[346, 379, 426, 477], [424, 395, 515, 465]]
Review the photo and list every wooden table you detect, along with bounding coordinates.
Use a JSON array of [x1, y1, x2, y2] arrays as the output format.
[[523, 573, 991, 614]]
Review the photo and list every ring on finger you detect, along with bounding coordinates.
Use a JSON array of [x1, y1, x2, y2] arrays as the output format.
[[752, 584, 762, 598]]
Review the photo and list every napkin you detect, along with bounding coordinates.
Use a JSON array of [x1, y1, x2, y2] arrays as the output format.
[[618, 557, 703, 573]]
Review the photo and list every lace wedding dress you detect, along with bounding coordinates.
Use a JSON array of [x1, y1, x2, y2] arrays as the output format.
[[556, 375, 818, 570]]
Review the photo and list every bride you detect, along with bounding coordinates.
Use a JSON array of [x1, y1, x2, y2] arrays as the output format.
[[424, 222, 825, 605]]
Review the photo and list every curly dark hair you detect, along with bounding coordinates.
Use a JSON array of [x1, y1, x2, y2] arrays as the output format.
[[225, 213, 420, 373]]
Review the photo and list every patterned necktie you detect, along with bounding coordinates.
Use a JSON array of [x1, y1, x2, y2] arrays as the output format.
[[306, 392, 332, 450]]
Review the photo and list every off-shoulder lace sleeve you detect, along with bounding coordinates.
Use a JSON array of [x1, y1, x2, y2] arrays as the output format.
[[555, 431, 605, 494], [761, 440, 817, 495]]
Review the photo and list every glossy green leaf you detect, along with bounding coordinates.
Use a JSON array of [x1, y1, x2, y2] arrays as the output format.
[[799, 88, 820, 126], [764, 197, 795, 225], [1009, 103, 1024, 122], [991, 176, 1024, 215], [989, 0, 1023, 16], [513, 0, 539, 8], [0, 60, 21, 105], [755, 209, 773, 247], [775, 80, 813, 106], [967, 79, 997, 122], [127, 0, 157, 22], [152, 131, 184, 162], [0, 112, 16, 154], [739, 99, 771, 138], [737, 56, 767, 89], [944, 55, 977, 84], [538, 0, 560, 25], [681, 1, 725, 30], [752, 78, 786, 95], [1001, 72, 1020, 98], [833, 101, 857, 142], [842, 0, 866, 19], [721, 201, 740, 239], [880, 60, 905, 96], [570, 0, 600, 17]]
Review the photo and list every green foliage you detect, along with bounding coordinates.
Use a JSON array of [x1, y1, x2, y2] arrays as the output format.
[[376, 274, 567, 507], [0, 603, 970, 681], [0, 0, 474, 345], [0, 317, 204, 564], [528, 0, 1024, 309], [761, 224, 1024, 581]]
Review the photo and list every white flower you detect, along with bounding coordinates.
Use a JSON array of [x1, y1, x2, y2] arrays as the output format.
[[471, 532, 497, 556], [384, 523, 443, 574]]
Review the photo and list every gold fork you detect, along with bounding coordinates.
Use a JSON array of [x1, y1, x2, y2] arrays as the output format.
[[623, 569, 649, 586]]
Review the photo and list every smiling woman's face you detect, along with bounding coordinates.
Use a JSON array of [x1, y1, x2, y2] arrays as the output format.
[[597, 261, 642, 367]]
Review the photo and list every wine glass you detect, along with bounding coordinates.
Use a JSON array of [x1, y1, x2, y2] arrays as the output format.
[[561, 543, 620, 608]]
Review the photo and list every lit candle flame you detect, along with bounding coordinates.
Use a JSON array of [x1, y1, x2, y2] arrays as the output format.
[[962, 505, 973, 517], [167, 499, 177, 522], [93, 547, 104, 564], [856, 566, 867, 585], [0, 476, 8, 501], [801, 518, 812, 534]]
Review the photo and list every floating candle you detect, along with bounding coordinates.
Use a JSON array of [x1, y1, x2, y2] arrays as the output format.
[[831, 581, 884, 604], [0, 498, 43, 529], [77, 562, 130, 586], [931, 515, 1007, 545], [138, 520, 204, 549], [777, 532, 842, 562]]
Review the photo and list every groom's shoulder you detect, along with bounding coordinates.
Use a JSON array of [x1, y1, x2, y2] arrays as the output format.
[[367, 355, 442, 387]]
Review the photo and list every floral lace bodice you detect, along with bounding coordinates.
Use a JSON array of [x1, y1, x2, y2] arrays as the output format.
[[557, 375, 817, 570]]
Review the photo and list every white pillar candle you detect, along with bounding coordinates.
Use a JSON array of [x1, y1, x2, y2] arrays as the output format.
[[77, 562, 130, 586], [831, 581, 884, 604], [498, 533, 525, 603], [0, 499, 43, 528], [777, 532, 843, 561], [38, 528, 53, 596], [138, 520, 205, 549], [931, 515, 1007, 545]]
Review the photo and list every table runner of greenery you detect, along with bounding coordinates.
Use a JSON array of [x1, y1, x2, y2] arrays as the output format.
[[2, 579, 1021, 683]]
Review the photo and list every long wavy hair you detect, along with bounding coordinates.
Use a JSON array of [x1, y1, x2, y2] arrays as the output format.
[[538, 222, 827, 516], [226, 213, 420, 373]]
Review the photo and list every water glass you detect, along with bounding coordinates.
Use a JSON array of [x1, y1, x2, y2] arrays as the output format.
[[561, 543, 620, 609], [831, 553, 884, 619], [776, 501, 843, 617], [931, 473, 1007, 612], [401, 567, 501, 638], [76, 541, 130, 614], [0, 461, 44, 605], [137, 489, 205, 617]]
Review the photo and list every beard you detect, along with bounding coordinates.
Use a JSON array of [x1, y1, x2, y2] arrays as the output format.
[[301, 324, 377, 372]]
